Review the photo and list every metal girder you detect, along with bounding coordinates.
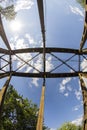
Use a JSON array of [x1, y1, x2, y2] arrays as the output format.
[[15, 54, 40, 73], [37, 0, 45, 41], [0, 15, 11, 50], [8, 71, 86, 78], [0, 73, 10, 79], [0, 48, 9, 54], [10, 48, 81, 54], [80, 0, 87, 50], [1, 47, 87, 55], [79, 74, 87, 130], [50, 53, 76, 72], [37, 0, 46, 85]]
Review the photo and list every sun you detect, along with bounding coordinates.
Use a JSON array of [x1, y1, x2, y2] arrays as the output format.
[[9, 20, 22, 32]]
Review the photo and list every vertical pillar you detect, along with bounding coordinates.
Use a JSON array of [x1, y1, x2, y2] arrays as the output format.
[[79, 74, 87, 130], [36, 85, 45, 130], [9, 53, 12, 72], [0, 74, 11, 115]]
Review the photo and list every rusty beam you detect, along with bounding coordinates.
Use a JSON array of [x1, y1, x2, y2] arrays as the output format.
[[80, 0, 87, 50], [1, 48, 87, 55], [0, 73, 10, 79], [5, 48, 87, 55], [0, 15, 11, 50], [79, 74, 87, 130], [37, 0, 46, 85], [9, 71, 87, 78]]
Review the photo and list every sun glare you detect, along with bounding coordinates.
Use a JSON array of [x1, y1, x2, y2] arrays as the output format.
[[9, 20, 22, 32]]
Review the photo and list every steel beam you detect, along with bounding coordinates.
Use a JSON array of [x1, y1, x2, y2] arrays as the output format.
[[1, 48, 87, 55], [0, 15, 11, 50], [0, 48, 10, 54], [80, 0, 87, 50], [10, 48, 82, 54], [37, 0, 45, 40], [37, 0, 46, 85], [0, 73, 10, 79], [10, 71, 87, 78]]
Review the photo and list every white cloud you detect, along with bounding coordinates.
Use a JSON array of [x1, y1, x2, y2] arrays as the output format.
[[69, 5, 84, 17], [31, 55, 54, 87], [67, 85, 72, 92], [46, 56, 54, 72], [59, 77, 83, 101], [71, 116, 83, 126], [74, 89, 82, 101], [64, 92, 69, 97], [25, 34, 36, 46], [50, 128, 57, 130], [62, 78, 71, 85], [10, 36, 29, 49], [81, 59, 87, 72], [59, 84, 65, 93], [31, 78, 39, 87], [59, 78, 71, 93], [15, 0, 34, 12], [33, 55, 43, 71], [72, 104, 82, 111]]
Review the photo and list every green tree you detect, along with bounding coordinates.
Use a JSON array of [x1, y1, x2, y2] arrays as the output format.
[[0, 5, 16, 20], [57, 122, 82, 130], [0, 0, 16, 20], [76, 0, 85, 7], [0, 85, 47, 130]]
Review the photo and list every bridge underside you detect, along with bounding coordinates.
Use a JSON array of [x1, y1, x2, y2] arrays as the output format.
[[0, 0, 87, 130]]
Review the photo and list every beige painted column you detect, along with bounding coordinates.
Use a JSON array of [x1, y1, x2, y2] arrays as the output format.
[[36, 85, 45, 130]]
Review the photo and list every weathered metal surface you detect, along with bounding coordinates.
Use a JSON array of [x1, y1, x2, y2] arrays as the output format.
[[80, 0, 87, 50], [79, 74, 87, 130], [0, 15, 11, 50]]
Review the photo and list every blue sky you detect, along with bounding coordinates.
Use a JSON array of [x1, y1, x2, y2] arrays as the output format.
[[0, 0, 86, 129]]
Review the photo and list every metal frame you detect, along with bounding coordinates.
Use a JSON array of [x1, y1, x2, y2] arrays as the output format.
[[0, 0, 87, 130]]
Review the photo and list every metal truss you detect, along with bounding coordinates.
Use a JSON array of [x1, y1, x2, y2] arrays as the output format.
[[1, 47, 87, 78], [0, 0, 87, 130]]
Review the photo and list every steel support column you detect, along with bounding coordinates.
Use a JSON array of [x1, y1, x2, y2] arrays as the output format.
[[79, 74, 87, 130], [80, 0, 87, 50], [0, 15, 11, 50], [36, 85, 45, 130], [0, 74, 12, 116]]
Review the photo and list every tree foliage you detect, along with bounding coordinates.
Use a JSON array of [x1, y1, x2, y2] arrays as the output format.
[[0, 85, 47, 130], [57, 122, 82, 130], [0, 0, 16, 20], [0, 5, 16, 20], [76, 0, 85, 7]]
